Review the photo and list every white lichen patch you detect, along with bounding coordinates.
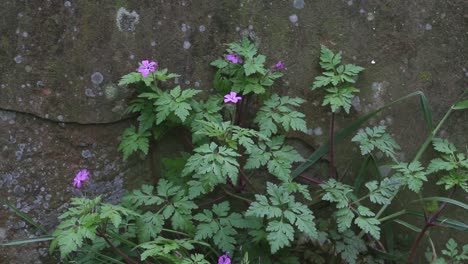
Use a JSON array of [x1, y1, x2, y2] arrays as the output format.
[[116, 7, 140, 32], [104, 84, 118, 100], [91, 72, 104, 85], [293, 0, 305, 9], [289, 14, 298, 23], [14, 55, 23, 63], [183, 40, 191, 49]]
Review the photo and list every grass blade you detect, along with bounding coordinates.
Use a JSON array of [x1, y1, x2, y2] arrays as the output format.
[[393, 220, 421, 232], [405, 210, 468, 231], [415, 197, 468, 210], [0, 236, 53, 246], [292, 91, 429, 178], [453, 99, 468, 110], [368, 247, 404, 261], [419, 93, 433, 130], [354, 156, 370, 192], [0, 198, 48, 234]]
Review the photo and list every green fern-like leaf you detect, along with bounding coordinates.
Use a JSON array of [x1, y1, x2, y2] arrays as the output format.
[[365, 177, 402, 205], [331, 230, 367, 264], [118, 72, 142, 86], [194, 201, 250, 252], [392, 161, 428, 193], [246, 183, 317, 253], [154, 86, 201, 124], [118, 126, 151, 160], [183, 142, 241, 186], [245, 136, 304, 182], [352, 126, 400, 160], [322, 86, 359, 113], [254, 94, 307, 137], [320, 179, 354, 208]]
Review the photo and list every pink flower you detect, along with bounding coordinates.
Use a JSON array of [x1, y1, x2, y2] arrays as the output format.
[[73, 169, 89, 189], [138, 60, 158, 78], [271, 61, 285, 71], [224, 92, 242, 104], [218, 253, 231, 264], [226, 53, 243, 64]]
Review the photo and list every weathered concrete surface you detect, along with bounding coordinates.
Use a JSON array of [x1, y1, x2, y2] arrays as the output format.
[[0, 0, 466, 262]]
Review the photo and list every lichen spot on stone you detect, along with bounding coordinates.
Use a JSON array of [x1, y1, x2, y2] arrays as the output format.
[[289, 14, 298, 24], [183, 40, 191, 49], [14, 55, 23, 64], [91, 72, 104, 85], [104, 84, 118, 100], [293, 0, 305, 9], [116, 7, 140, 32]]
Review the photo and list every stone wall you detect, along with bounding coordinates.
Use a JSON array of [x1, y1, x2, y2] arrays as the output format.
[[0, 0, 466, 262]]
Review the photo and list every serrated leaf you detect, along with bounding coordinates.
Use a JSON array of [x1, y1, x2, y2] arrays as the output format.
[[118, 126, 151, 160], [266, 220, 294, 253], [336, 208, 354, 232], [118, 72, 142, 86], [354, 216, 381, 239]]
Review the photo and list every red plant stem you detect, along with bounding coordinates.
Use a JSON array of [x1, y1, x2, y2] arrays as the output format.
[[298, 174, 324, 185], [97, 231, 139, 264], [239, 169, 258, 193], [407, 188, 456, 263], [198, 195, 227, 207], [329, 112, 336, 179]]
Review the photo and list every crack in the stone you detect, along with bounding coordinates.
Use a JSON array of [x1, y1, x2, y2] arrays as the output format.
[[0, 107, 135, 125]]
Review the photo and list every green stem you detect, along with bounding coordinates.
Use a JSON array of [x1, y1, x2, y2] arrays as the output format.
[[161, 228, 190, 237], [378, 210, 407, 222], [360, 94, 465, 239], [224, 189, 253, 203], [329, 112, 336, 179]]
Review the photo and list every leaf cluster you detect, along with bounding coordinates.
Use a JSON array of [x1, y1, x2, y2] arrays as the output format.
[[352, 126, 401, 161], [245, 183, 318, 253], [182, 142, 240, 195], [311, 45, 364, 113], [392, 161, 428, 193], [254, 94, 308, 137], [321, 179, 381, 240], [245, 136, 304, 182], [427, 138, 468, 192], [211, 38, 282, 95], [194, 201, 250, 252], [426, 238, 468, 264]]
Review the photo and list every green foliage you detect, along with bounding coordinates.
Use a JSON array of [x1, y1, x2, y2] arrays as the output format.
[[138, 238, 195, 262], [427, 138, 468, 192], [183, 142, 240, 189], [245, 136, 304, 182], [195, 120, 266, 152], [187, 97, 223, 143], [50, 197, 139, 259], [322, 86, 359, 114], [153, 86, 201, 124], [426, 238, 468, 264], [194, 201, 250, 252], [352, 126, 401, 160], [211, 38, 283, 95], [246, 183, 318, 253], [321, 179, 382, 239], [428, 138, 468, 173], [331, 230, 367, 264], [321, 179, 353, 208], [40, 40, 466, 264], [118, 126, 150, 160], [311, 45, 364, 113], [117, 66, 199, 159], [254, 94, 307, 137], [392, 161, 428, 193], [365, 177, 402, 205]]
